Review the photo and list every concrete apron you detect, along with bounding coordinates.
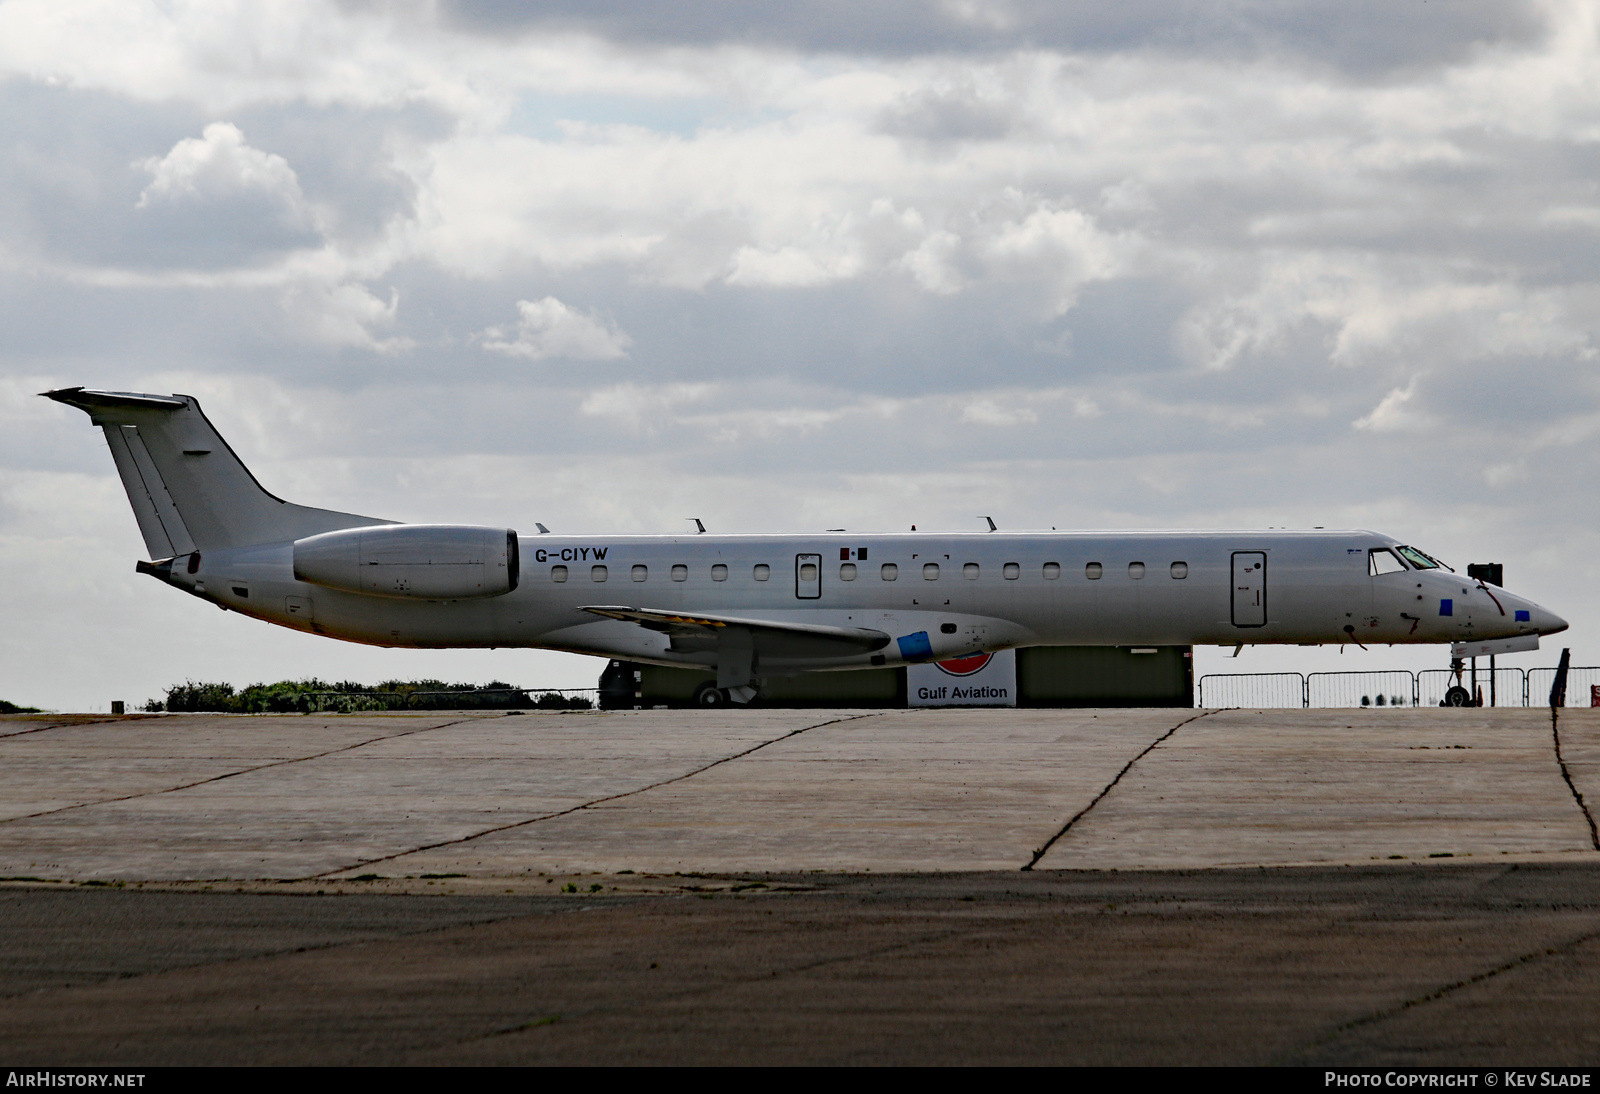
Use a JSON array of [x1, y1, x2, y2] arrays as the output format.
[[1, 707, 1598, 882]]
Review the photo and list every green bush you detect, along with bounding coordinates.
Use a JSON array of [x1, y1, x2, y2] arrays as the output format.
[[147, 679, 591, 713]]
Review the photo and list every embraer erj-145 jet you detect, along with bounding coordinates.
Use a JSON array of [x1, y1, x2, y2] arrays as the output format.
[[47, 387, 1568, 706]]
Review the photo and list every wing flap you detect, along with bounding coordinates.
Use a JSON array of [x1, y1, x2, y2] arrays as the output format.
[[581, 605, 890, 658]]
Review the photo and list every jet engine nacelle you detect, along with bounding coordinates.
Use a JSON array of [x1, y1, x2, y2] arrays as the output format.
[[293, 524, 519, 600]]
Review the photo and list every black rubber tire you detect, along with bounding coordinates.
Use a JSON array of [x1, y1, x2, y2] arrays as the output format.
[[1443, 685, 1472, 707], [694, 683, 727, 708]]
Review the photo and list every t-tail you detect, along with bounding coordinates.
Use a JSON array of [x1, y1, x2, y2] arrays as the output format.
[[43, 387, 394, 561]]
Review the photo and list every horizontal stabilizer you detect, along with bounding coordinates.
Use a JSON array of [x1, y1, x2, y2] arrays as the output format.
[[581, 605, 890, 659]]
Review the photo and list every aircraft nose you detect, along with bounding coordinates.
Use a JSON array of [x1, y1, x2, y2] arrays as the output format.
[[1518, 596, 1569, 636]]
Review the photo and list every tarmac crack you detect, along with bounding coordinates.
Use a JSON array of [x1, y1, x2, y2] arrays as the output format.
[[316, 711, 896, 879], [1550, 709, 1600, 851], [0, 716, 153, 740], [465, 913, 994, 1051], [1020, 710, 1218, 871], [0, 715, 486, 826], [1283, 918, 1600, 1063]]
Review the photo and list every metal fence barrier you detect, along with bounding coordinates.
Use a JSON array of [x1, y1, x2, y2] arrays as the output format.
[[1528, 667, 1600, 707], [1307, 671, 1418, 708], [1198, 673, 1307, 708], [1201, 666, 1597, 708]]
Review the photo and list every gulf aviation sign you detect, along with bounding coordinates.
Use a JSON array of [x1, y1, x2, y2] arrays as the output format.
[[907, 648, 1017, 707]]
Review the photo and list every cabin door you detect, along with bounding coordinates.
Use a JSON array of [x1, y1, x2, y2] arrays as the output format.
[[795, 554, 822, 599], [1231, 552, 1267, 627]]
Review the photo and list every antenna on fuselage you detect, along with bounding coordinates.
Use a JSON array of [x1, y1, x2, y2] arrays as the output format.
[[979, 516, 997, 532], [535, 523, 550, 534], [688, 518, 706, 534]]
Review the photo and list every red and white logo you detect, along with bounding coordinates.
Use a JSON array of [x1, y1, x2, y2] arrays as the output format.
[[935, 652, 993, 677]]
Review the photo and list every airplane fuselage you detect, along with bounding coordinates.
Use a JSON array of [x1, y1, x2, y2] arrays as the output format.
[[165, 529, 1562, 674]]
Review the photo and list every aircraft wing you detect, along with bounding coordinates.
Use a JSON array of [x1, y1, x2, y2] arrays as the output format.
[[581, 605, 891, 658]]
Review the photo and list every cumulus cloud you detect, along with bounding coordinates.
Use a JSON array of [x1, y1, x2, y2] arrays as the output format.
[[961, 399, 1037, 427], [481, 297, 633, 361], [281, 281, 412, 353], [137, 123, 306, 212], [1354, 378, 1431, 433], [125, 121, 322, 268]]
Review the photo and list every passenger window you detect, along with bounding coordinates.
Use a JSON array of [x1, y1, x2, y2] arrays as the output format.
[[753, 564, 769, 581], [631, 564, 648, 582], [1044, 562, 1061, 580], [1369, 549, 1406, 576], [840, 563, 857, 580], [711, 564, 728, 581], [671, 564, 688, 582], [963, 563, 979, 580], [800, 563, 818, 581], [1128, 562, 1146, 579], [881, 563, 898, 581], [1084, 562, 1102, 580], [1003, 562, 1020, 580], [551, 565, 568, 583], [923, 562, 940, 580], [1170, 562, 1188, 579], [591, 565, 607, 582]]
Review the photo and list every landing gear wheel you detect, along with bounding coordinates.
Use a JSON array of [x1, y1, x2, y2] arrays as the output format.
[[1443, 685, 1472, 707], [694, 683, 727, 708]]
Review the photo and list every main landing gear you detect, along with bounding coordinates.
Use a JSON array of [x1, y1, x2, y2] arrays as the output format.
[[694, 682, 728, 708], [693, 682, 759, 707]]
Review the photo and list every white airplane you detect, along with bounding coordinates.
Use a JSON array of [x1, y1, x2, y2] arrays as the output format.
[[46, 387, 1568, 706]]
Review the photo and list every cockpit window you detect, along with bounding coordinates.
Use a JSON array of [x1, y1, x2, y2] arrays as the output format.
[[1369, 548, 1407, 576], [1395, 545, 1446, 571]]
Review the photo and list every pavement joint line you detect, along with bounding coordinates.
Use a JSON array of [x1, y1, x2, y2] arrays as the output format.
[[1550, 709, 1600, 851], [314, 710, 899, 879], [0, 892, 644, 1003], [466, 916, 986, 1050], [0, 715, 485, 826], [1020, 709, 1220, 871], [1280, 915, 1600, 1063], [0, 716, 150, 740]]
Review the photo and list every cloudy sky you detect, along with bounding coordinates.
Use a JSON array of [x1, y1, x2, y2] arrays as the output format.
[[3, 0, 1597, 710]]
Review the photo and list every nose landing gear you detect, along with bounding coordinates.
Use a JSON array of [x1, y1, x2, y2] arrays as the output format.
[[1440, 656, 1481, 707]]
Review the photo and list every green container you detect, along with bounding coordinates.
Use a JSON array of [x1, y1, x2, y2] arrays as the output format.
[[1016, 646, 1192, 708], [633, 664, 906, 707]]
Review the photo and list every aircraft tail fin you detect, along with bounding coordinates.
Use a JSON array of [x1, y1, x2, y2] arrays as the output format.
[[44, 387, 393, 556]]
